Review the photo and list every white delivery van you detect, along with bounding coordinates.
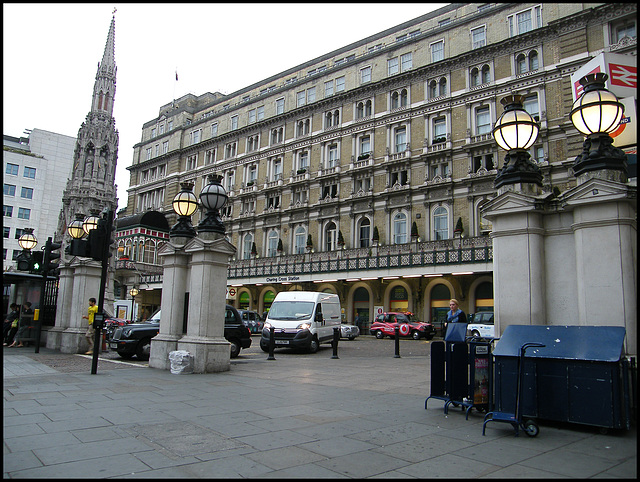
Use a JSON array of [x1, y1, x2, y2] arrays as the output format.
[[260, 291, 341, 353]]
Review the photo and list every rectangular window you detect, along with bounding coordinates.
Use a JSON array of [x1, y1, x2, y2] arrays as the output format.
[[324, 80, 334, 97], [162, 141, 169, 154], [276, 98, 284, 115], [471, 26, 486, 49], [307, 87, 316, 103], [335, 76, 345, 93], [151, 128, 157, 138], [395, 127, 407, 152], [146, 148, 152, 160], [6, 163, 19, 175], [476, 107, 491, 134], [508, 5, 542, 37], [361, 66, 372, 84], [4, 184, 16, 196], [388, 57, 399, 76], [400, 52, 412, 72], [3, 205, 13, 217], [231, 115, 238, 130], [23, 167, 36, 179], [190, 129, 201, 145], [434, 118, 447, 140], [17, 207, 30, 220], [249, 108, 256, 123], [523, 94, 539, 121], [20, 187, 33, 199], [257, 105, 265, 120], [159, 124, 165, 134], [431, 41, 444, 62], [4, 227, 10, 238], [297, 90, 306, 107], [168, 120, 173, 130], [359, 136, 371, 155], [328, 144, 338, 167]]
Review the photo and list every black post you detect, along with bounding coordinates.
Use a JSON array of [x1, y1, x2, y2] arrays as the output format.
[[267, 326, 276, 360], [91, 210, 114, 375], [331, 326, 340, 359], [35, 245, 47, 354], [394, 325, 401, 358]]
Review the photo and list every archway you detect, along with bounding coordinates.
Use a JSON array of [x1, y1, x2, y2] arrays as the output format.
[[430, 283, 451, 335], [353, 286, 370, 334]]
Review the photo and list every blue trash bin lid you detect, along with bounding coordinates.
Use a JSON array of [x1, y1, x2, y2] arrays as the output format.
[[493, 325, 626, 362]]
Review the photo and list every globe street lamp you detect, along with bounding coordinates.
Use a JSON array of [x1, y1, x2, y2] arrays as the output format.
[[18, 228, 38, 251], [67, 213, 86, 239], [129, 287, 139, 321], [570, 72, 627, 179], [492, 94, 543, 189], [82, 211, 101, 235], [198, 174, 228, 233], [170, 181, 198, 237]]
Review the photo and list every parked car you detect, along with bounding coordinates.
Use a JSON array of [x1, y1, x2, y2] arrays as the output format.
[[467, 311, 495, 339], [103, 315, 130, 342], [109, 304, 251, 360], [339, 324, 360, 340], [237, 309, 264, 334], [406, 312, 437, 340], [370, 312, 435, 340]]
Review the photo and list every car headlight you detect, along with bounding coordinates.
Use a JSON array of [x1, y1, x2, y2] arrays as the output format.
[[297, 323, 311, 331], [263, 322, 271, 330]]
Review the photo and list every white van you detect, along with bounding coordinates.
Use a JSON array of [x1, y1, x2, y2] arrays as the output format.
[[260, 291, 341, 353]]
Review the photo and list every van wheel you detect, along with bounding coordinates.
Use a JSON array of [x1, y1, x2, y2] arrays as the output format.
[[229, 339, 241, 358], [308, 337, 319, 353], [471, 330, 480, 338]]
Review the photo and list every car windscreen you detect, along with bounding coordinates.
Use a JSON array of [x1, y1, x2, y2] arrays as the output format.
[[149, 309, 161, 322], [268, 301, 315, 320]]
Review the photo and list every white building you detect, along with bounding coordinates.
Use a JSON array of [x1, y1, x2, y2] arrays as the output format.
[[3, 128, 76, 271]]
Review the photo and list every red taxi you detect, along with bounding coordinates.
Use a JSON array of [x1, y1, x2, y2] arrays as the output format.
[[370, 312, 436, 340]]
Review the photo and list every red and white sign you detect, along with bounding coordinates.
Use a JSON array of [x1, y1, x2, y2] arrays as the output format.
[[571, 52, 637, 101]]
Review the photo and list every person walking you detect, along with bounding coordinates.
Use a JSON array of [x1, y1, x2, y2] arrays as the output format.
[[83, 298, 98, 355], [444, 298, 467, 336], [8, 302, 33, 348], [3, 303, 20, 345]]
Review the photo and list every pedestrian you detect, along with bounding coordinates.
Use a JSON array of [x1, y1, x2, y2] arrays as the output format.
[[9, 302, 33, 348], [3, 303, 20, 345], [354, 313, 361, 329], [82, 297, 98, 355], [444, 298, 467, 336]]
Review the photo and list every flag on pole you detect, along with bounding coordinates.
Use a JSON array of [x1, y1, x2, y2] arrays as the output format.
[[175, 70, 179, 81]]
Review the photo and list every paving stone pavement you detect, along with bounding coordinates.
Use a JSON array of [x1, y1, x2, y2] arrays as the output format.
[[3, 341, 637, 479]]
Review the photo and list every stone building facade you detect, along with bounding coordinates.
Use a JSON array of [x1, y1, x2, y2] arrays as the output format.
[[118, 3, 636, 333]]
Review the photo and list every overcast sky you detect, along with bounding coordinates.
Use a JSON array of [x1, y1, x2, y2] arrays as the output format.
[[3, 3, 447, 211]]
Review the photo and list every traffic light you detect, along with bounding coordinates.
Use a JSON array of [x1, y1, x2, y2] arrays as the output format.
[[29, 251, 44, 274], [16, 251, 31, 271], [43, 238, 62, 274], [66, 238, 90, 257], [87, 220, 107, 261]]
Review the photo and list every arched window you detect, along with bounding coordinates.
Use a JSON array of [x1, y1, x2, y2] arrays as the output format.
[[470, 68, 480, 86], [365, 100, 372, 116], [267, 230, 278, 257], [439, 78, 447, 96], [143, 239, 155, 264], [359, 217, 371, 248], [482, 65, 491, 84], [242, 233, 253, 259], [325, 221, 337, 251], [393, 212, 407, 244], [517, 54, 527, 74], [97, 91, 103, 110], [529, 50, 539, 71], [433, 206, 448, 240], [400, 89, 408, 107], [429, 80, 437, 98], [294, 226, 306, 254], [391, 91, 399, 108]]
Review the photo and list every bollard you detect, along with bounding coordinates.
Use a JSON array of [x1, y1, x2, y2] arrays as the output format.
[[267, 326, 276, 360], [331, 326, 340, 359], [394, 325, 401, 358]]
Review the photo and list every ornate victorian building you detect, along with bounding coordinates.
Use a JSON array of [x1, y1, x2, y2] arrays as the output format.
[[117, 3, 636, 333]]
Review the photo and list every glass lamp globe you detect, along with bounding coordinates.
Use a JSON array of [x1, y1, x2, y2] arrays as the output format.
[[570, 73, 624, 136], [172, 182, 198, 217], [67, 214, 86, 239], [200, 175, 228, 211], [18, 229, 37, 250], [83, 214, 100, 235], [492, 95, 539, 151]]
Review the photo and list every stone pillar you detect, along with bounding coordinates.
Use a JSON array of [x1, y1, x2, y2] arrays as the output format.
[[177, 232, 237, 373], [46, 261, 74, 350], [60, 258, 102, 353], [563, 178, 637, 356], [149, 237, 191, 370], [482, 188, 547, 335]]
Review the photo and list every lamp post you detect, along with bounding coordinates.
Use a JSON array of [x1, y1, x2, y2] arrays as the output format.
[[129, 287, 139, 321], [18, 228, 38, 251], [198, 174, 228, 234], [171, 181, 198, 237], [492, 94, 543, 189], [570, 72, 627, 180]]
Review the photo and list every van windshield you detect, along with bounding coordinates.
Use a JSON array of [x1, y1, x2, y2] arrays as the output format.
[[268, 301, 315, 320]]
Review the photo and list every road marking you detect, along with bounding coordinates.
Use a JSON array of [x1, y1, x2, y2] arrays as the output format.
[[76, 354, 147, 367]]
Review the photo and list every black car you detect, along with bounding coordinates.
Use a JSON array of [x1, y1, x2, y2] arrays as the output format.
[[237, 309, 264, 334], [109, 304, 251, 360]]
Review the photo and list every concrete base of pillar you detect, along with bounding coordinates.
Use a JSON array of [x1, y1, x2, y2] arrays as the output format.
[[60, 328, 89, 354], [149, 334, 181, 370], [45, 327, 65, 350], [177, 336, 230, 373]]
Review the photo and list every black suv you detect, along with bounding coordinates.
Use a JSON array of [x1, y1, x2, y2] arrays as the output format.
[[109, 304, 251, 360]]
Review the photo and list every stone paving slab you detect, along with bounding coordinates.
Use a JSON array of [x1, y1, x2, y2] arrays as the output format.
[[3, 343, 637, 479]]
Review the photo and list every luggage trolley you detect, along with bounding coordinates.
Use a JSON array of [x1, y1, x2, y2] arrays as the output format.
[[482, 342, 545, 437]]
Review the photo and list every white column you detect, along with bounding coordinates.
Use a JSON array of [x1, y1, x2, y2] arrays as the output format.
[[46, 261, 74, 350]]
